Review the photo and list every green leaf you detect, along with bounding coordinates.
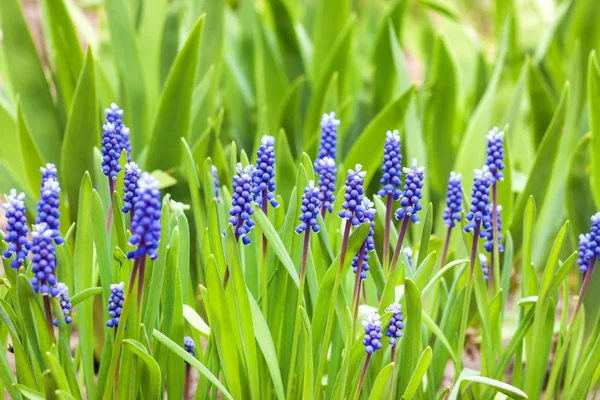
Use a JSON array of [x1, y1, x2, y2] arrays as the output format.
[[416, 203, 433, 267], [311, 0, 351, 80], [403, 347, 432, 400], [61, 49, 98, 222], [122, 340, 161, 399], [367, 362, 395, 400], [70, 287, 102, 307], [152, 330, 233, 400], [398, 279, 423, 396], [461, 376, 528, 399], [183, 305, 210, 337], [344, 87, 414, 189], [1, 0, 62, 162], [587, 52, 600, 207], [527, 62, 556, 147], [146, 16, 205, 170], [13, 384, 44, 400], [16, 102, 45, 195], [566, 134, 596, 242]]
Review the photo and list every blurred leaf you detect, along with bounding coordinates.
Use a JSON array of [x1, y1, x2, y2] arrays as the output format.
[[367, 362, 395, 400], [183, 305, 210, 337], [146, 16, 205, 170], [1, 0, 62, 162], [122, 340, 161, 399], [61, 49, 98, 221], [138, 0, 167, 114], [150, 170, 178, 189], [527, 62, 556, 148], [398, 279, 423, 396], [16, 102, 45, 195], [311, 0, 350, 79], [403, 347, 432, 400], [587, 51, 600, 208], [566, 134, 595, 242], [461, 376, 527, 399]]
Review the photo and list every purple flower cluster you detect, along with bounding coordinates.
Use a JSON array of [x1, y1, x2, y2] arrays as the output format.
[[395, 159, 425, 224], [40, 163, 58, 186], [53, 283, 73, 326], [339, 164, 367, 226], [30, 224, 59, 296], [106, 282, 125, 328], [352, 199, 376, 280], [578, 213, 600, 273], [480, 253, 489, 281], [317, 112, 340, 162], [184, 336, 196, 356], [578, 233, 592, 273], [101, 122, 122, 180], [483, 206, 504, 253], [385, 303, 404, 346], [105, 103, 132, 162], [377, 130, 402, 200], [212, 165, 221, 203], [122, 162, 141, 214], [315, 157, 336, 213], [127, 173, 162, 260], [36, 176, 64, 245], [464, 168, 492, 235], [485, 127, 505, 183], [228, 163, 256, 245], [2, 190, 31, 269], [362, 313, 383, 354], [296, 181, 321, 234], [442, 172, 462, 228], [252, 136, 279, 208]]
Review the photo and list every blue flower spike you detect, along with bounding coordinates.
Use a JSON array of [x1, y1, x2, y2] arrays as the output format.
[[296, 181, 321, 234], [485, 127, 505, 183], [395, 159, 425, 224], [317, 112, 340, 162], [480, 253, 489, 281], [228, 163, 256, 245], [104, 103, 132, 162], [127, 173, 162, 260], [40, 163, 58, 186], [212, 165, 221, 203], [36, 177, 64, 245], [385, 303, 404, 346], [53, 283, 73, 326], [362, 312, 383, 354], [352, 199, 376, 280], [106, 282, 125, 328], [2, 190, 31, 269], [122, 162, 141, 214], [184, 336, 196, 357], [377, 130, 403, 200], [464, 167, 493, 235], [315, 157, 336, 214], [252, 135, 279, 209], [578, 233, 592, 273], [484, 206, 504, 253], [101, 122, 122, 181], [30, 224, 59, 296], [442, 172, 463, 228], [339, 164, 367, 226]]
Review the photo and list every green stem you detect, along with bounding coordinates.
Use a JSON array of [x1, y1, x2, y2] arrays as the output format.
[[389, 218, 410, 274]]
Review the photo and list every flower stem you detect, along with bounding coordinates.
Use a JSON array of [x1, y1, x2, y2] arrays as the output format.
[[456, 222, 480, 369], [320, 206, 326, 219], [352, 242, 367, 324], [389, 218, 410, 274], [261, 191, 269, 318], [353, 354, 372, 400], [43, 295, 55, 343], [136, 256, 147, 323], [383, 194, 393, 275], [491, 183, 500, 291], [314, 220, 352, 399], [285, 229, 311, 399], [106, 178, 116, 232], [184, 364, 192, 400], [573, 260, 596, 318], [440, 227, 452, 269]]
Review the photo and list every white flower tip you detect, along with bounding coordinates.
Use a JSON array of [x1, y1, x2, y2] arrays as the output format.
[[321, 112, 340, 127], [479, 253, 487, 264], [450, 171, 461, 181], [261, 135, 275, 146], [386, 130, 400, 140], [138, 173, 159, 191]]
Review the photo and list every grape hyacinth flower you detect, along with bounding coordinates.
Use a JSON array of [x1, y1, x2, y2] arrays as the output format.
[[338, 164, 367, 226], [315, 157, 336, 216], [295, 181, 321, 234], [386, 303, 404, 348], [480, 254, 489, 281], [464, 168, 493, 236], [252, 135, 279, 209], [316, 112, 340, 162], [403, 247, 413, 268], [577, 233, 592, 273], [40, 163, 58, 186], [573, 213, 600, 317], [212, 165, 221, 203], [53, 283, 73, 326], [351, 199, 376, 319], [122, 162, 141, 215], [119, 126, 132, 162], [441, 172, 463, 267], [2, 190, 31, 269], [101, 122, 122, 182], [483, 206, 504, 253], [390, 159, 425, 271], [30, 224, 59, 296], [356, 313, 382, 399], [227, 163, 256, 246], [128, 173, 162, 261], [485, 127, 505, 183], [36, 178, 64, 245], [184, 336, 196, 357], [104, 103, 132, 162], [106, 282, 125, 328]]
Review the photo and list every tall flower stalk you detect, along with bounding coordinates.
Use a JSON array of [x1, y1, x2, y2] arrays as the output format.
[[354, 313, 383, 400], [377, 130, 402, 274], [440, 172, 462, 267], [352, 198, 376, 320], [386, 303, 404, 395], [122, 162, 141, 225], [286, 182, 321, 399], [485, 127, 505, 289], [389, 159, 425, 273], [252, 135, 278, 315], [184, 337, 196, 400]]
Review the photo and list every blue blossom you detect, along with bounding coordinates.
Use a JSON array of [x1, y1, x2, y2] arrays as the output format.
[[395, 159, 425, 224], [464, 167, 492, 235], [485, 127, 505, 183], [582, 213, 600, 268], [385, 303, 404, 346], [2, 190, 31, 269], [53, 283, 73, 326], [228, 163, 255, 245], [480, 253, 489, 281], [40, 163, 58, 186], [252, 135, 279, 208], [578, 233, 592, 273], [105, 103, 132, 162], [122, 162, 141, 214], [30, 224, 59, 296], [403, 247, 413, 268], [101, 122, 122, 180], [296, 181, 321, 234], [483, 206, 504, 253], [212, 165, 221, 203], [377, 130, 402, 200], [36, 178, 64, 245], [442, 172, 463, 228], [362, 313, 383, 354], [338, 164, 367, 226], [127, 173, 162, 260], [317, 112, 340, 162], [315, 157, 336, 213], [352, 199, 376, 280], [184, 336, 195, 357], [106, 282, 125, 328]]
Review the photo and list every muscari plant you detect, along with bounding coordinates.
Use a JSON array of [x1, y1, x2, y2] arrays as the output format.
[[2, 0, 600, 399]]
